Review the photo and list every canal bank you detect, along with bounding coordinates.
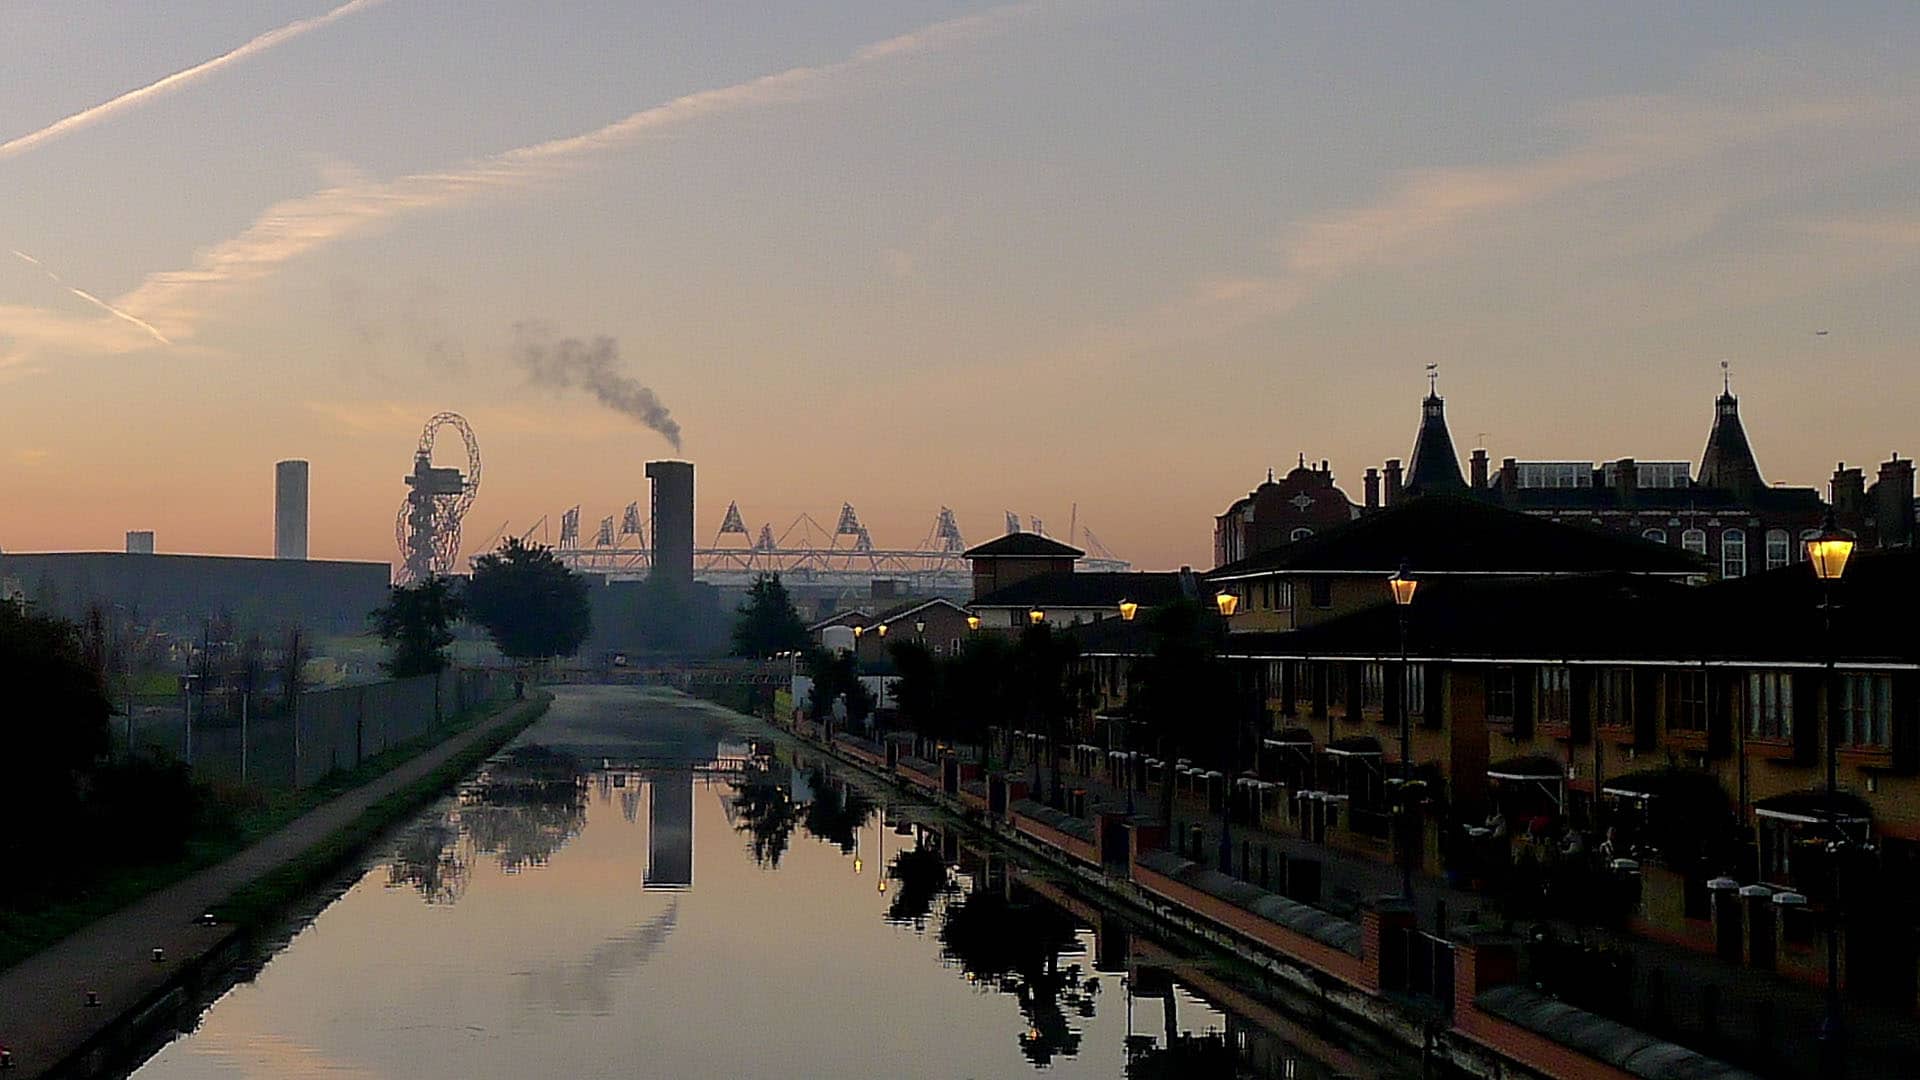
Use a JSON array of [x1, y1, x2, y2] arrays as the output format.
[[770, 715, 1762, 1080], [0, 692, 550, 1080], [117, 685, 1414, 1080]]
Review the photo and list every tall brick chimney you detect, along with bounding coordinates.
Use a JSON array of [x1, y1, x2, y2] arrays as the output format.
[[1383, 459, 1404, 507], [1500, 457, 1519, 495], [1874, 454, 1915, 548], [1614, 457, 1638, 503], [1469, 448, 1489, 490], [1364, 467, 1380, 513], [1832, 463, 1866, 533]]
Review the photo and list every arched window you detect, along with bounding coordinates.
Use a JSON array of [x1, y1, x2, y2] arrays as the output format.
[[1290, 527, 1314, 542], [1765, 528, 1791, 571], [1682, 528, 1708, 556], [1721, 528, 1747, 578], [1642, 528, 1667, 544]]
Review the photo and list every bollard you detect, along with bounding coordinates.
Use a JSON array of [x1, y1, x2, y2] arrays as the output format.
[[1188, 824, 1207, 865]]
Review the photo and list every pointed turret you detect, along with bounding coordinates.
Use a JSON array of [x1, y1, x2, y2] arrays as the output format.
[[1404, 376, 1466, 496], [1698, 370, 1764, 495]]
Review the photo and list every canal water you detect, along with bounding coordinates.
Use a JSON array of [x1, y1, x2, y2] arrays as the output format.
[[127, 686, 1412, 1079]]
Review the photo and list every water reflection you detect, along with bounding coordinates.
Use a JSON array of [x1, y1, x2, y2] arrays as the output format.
[[136, 687, 1409, 1080], [799, 766, 876, 853], [460, 746, 590, 873], [727, 759, 802, 869]]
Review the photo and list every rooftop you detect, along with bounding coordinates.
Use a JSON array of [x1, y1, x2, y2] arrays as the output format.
[[962, 533, 1085, 560], [1208, 494, 1704, 581], [970, 570, 1189, 610]]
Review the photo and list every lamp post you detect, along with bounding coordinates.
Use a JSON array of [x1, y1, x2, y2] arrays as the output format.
[[1213, 590, 1239, 618], [1805, 514, 1854, 1076], [1118, 600, 1138, 623], [967, 614, 982, 633], [1388, 560, 1419, 903]]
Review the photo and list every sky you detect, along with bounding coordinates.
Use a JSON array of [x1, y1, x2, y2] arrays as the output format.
[[2, 2, 1917, 572]]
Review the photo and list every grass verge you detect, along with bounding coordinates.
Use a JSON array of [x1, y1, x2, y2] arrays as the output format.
[[0, 695, 546, 973], [210, 694, 550, 928]]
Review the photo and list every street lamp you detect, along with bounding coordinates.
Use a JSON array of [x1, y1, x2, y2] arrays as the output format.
[[915, 619, 926, 641], [967, 614, 982, 632], [1028, 609, 1046, 625], [877, 623, 889, 638], [1806, 512, 1853, 1075], [1214, 590, 1239, 617], [1388, 560, 1418, 902], [1118, 600, 1139, 622]]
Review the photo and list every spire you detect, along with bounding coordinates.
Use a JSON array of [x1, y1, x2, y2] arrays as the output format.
[[1404, 372, 1466, 496], [1698, 367, 1764, 494]]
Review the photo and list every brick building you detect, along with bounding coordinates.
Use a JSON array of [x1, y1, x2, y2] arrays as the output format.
[[1212, 457, 1359, 569]]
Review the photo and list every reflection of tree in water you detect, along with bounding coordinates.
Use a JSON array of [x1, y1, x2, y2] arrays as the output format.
[[939, 882, 1097, 1067], [885, 846, 955, 928], [801, 768, 875, 853], [387, 818, 467, 903], [460, 746, 590, 872], [728, 761, 802, 868]]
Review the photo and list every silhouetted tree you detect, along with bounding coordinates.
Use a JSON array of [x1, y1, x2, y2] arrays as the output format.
[[1131, 600, 1231, 828], [884, 845, 955, 927], [948, 632, 1012, 766], [0, 598, 113, 886], [940, 881, 1090, 1066], [372, 576, 464, 677], [889, 640, 943, 741], [805, 649, 875, 730], [1011, 623, 1080, 806], [731, 573, 809, 658], [801, 768, 875, 852], [466, 537, 592, 660]]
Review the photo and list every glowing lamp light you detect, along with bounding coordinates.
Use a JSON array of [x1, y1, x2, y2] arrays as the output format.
[[967, 615, 982, 632], [1118, 600, 1139, 622], [852, 625, 865, 638], [853, 857, 863, 874], [1214, 591, 1239, 617], [876, 623, 889, 638], [1388, 562, 1418, 607], [878, 877, 888, 894], [1805, 517, 1855, 582], [915, 620, 926, 636], [1028, 609, 1046, 625]]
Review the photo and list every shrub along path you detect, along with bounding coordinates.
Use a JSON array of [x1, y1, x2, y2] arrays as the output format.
[[0, 692, 550, 1080]]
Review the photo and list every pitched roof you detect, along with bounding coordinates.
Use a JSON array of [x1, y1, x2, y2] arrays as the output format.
[[1405, 392, 1467, 495], [1697, 390, 1765, 493], [1208, 494, 1704, 580], [971, 570, 1188, 610], [963, 533, 1085, 559]]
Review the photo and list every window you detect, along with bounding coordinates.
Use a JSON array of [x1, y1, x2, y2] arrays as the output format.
[[1765, 529, 1791, 571], [1327, 664, 1348, 710], [1290, 527, 1314, 542], [1682, 529, 1708, 556], [1487, 667, 1517, 722], [1361, 663, 1385, 711], [1405, 664, 1427, 720], [1746, 671, 1793, 740], [1267, 580, 1293, 610], [1642, 528, 1667, 544], [1309, 579, 1332, 608], [1667, 670, 1708, 733], [1597, 668, 1634, 727], [1841, 673, 1892, 748], [1721, 529, 1747, 578], [1536, 667, 1570, 727]]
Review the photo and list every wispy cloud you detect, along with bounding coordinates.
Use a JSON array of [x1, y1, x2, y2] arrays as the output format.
[[113, 3, 1039, 343], [0, 0, 387, 161]]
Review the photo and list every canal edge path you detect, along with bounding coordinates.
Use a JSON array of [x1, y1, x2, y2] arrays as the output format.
[[0, 692, 552, 1080]]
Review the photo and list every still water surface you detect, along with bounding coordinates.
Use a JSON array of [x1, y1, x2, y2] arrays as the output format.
[[129, 686, 1407, 1079]]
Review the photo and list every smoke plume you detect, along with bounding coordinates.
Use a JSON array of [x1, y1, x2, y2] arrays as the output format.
[[513, 323, 682, 451]]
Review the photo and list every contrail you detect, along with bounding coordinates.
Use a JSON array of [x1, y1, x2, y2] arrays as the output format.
[[11, 250, 172, 345], [0, 0, 387, 161], [110, 2, 1040, 343]]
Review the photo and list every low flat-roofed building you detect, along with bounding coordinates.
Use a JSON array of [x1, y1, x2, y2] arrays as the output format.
[[0, 550, 391, 635]]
